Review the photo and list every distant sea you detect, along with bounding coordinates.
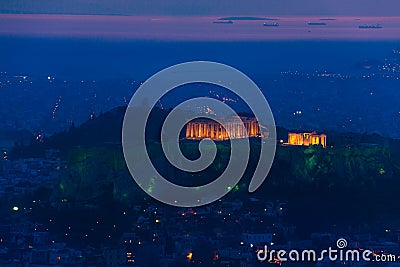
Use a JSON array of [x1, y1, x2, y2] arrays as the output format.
[[1, 15, 400, 41], [1, 15, 400, 79]]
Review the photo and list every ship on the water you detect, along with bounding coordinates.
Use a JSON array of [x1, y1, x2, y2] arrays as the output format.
[[263, 22, 279, 27], [308, 22, 327, 26], [359, 24, 383, 29], [213, 20, 233, 24]]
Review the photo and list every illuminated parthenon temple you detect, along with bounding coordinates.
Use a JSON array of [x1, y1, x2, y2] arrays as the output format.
[[185, 117, 261, 140]]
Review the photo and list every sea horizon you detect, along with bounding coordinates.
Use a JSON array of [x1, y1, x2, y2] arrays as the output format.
[[1, 14, 400, 41]]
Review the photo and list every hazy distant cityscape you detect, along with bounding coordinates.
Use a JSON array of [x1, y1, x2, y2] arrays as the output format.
[[0, 46, 399, 142]]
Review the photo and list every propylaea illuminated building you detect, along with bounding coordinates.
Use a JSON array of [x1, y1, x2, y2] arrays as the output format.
[[286, 131, 327, 148]]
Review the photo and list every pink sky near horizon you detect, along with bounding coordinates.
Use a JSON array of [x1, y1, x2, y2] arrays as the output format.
[[1, 14, 400, 41]]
